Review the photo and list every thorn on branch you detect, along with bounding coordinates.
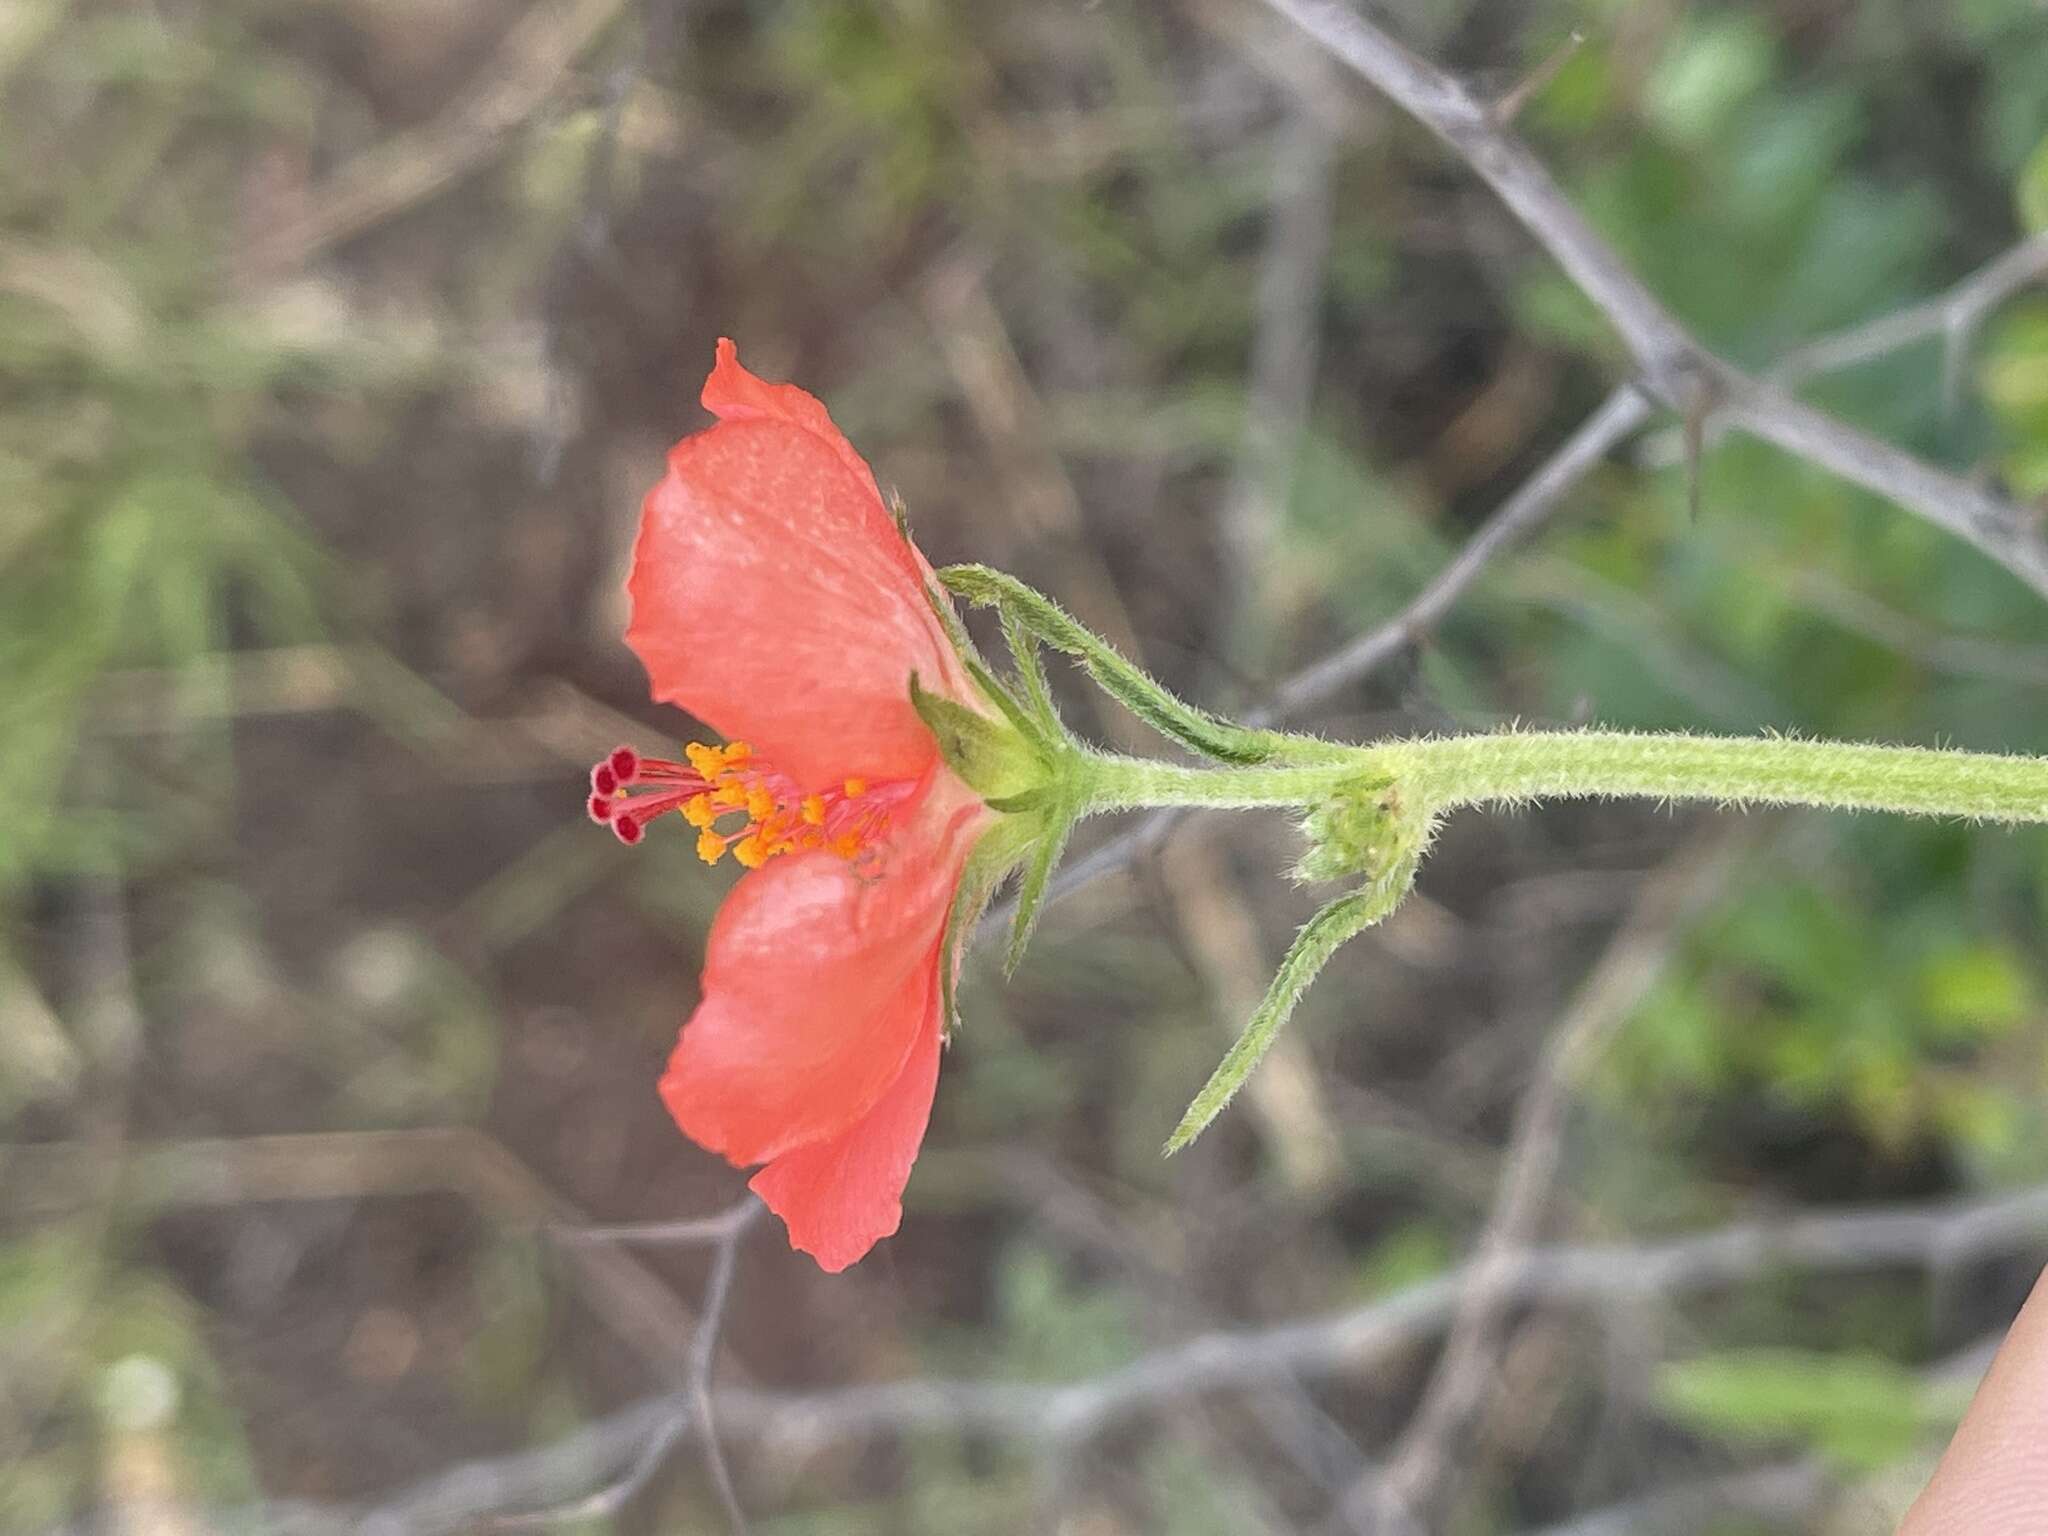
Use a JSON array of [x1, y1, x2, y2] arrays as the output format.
[[1940, 310, 1974, 429], [1676, 366, 1725, 524], [1489, 30, 1585, 126]]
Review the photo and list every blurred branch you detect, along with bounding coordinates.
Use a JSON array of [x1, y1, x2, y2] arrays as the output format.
[[1, 1131, 716, 1379], [1251, 0, 2048, 599], [261, 1182, 2048, 1533], [1778, 568, 2048, 687], [1361, 821, 1762, 1530], [1769, 231, 2048, 408], [920, 249, 1157, 754], [1000, 1150, 1376, 1526], [1515, 1460, 1831, 1536], [1511, 1334, 2007, 1536], [1257, 386, 1650, 720], [1023, 180, 2048, 932], [1217, 66, 1336, 639], [250, 0, 630, 278], [93, 646, 660, 785], [560, 1198, 760, 1246], [492, 1198, 762, 1531]]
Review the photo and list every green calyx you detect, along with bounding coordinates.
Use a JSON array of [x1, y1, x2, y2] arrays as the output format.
[[908, 671, 1051, 804], [938, 564, 1350, 767], [911, 563, 1393, 1050], [914, 577, 1095, 1025], [917, 660, 1081, 1031], [935, 811, 1044, 1037]]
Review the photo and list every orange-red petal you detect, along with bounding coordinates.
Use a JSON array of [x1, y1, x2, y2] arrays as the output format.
[[747, 970, 944, 1273], [697, 337, 895, 534], [657, 769, 985, 1169], [625, 340, 975, 790], [658, 855, 941, 1167]]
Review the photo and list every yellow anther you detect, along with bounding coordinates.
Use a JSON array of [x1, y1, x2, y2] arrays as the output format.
[[832, 833, 862, 859], [684, 742, 724, 777], [695, 828, 728, 865], [843, 777, 867, 799], [711, 782, 748, 809], [724, 740, 751, 763], [801, 795, 826, 826], [682, 794, 716, 828], [732, 832, 771, 869], [746, 785, 776, 822]]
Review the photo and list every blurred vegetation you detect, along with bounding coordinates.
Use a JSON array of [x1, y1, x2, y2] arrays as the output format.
[[2, 0, 2046, 1532]]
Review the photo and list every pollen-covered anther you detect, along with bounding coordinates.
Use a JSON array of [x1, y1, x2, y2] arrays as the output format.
[[584, 740, 912, 866]]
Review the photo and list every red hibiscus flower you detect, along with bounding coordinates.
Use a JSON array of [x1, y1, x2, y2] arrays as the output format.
[[587, 339, 1000, 1272]]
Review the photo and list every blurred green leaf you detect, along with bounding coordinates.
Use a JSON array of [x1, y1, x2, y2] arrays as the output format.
[[1982, 302, 2048, 425], [989, 1244, 1139, 1383], [1657, 1348, 1962, 1471], [462, 1238, 553, 1411], [2020, 134, 2048, 233], [1354, 1223, 1453, 1298], [1646, 13, 1779, 148], [1914, 942, 2032, 1040]]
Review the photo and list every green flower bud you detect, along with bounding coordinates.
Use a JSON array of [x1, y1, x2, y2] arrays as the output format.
[[1296, 775, 1427, 883]]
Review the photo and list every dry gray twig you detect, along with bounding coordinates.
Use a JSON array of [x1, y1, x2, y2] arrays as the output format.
[[1217, 62, 1338, 642], [1358, 822, 1762, 1530], [293, 1182, 2048, 1534], [2, 1131, 720, 1381], [1769, 231, 2048, 407], [1780, 569, 2048, 688], [1517, 1459, 1831, 1536], [1509, 1333, 2006, 1536], [249, 0, 631, 278], [1253, 0, 2048, 598], [490, 1197, 763, 1531]]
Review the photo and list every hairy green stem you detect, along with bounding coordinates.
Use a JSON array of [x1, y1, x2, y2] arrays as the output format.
[[1380, 730, 2048, 823], [1078, 754, 1358, 812], [1074, 727, 2048, 1157], [1080, 732, 2048, 826]]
